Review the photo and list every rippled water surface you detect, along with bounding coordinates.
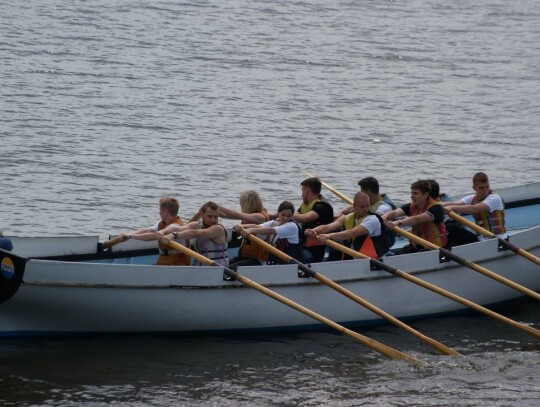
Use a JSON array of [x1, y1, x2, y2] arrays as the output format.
[[1, 0, 539, 405]]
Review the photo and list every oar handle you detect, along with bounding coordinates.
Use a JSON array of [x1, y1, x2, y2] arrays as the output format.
[[102, 235, 128, 250]]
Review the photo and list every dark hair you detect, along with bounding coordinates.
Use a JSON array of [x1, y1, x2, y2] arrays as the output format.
[[410, 179, 431, 195], [357, 176, 380, 194], [200, 201, 219, 213], [300, 177, 322, 195], [472, 172, 489, 185], [277, 201, 295, 213], [426, 179, 440, 199]]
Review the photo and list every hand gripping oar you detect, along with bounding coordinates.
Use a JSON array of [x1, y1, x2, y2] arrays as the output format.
[[237, 228, 460, 356], [158, 236, 421, 363], [447, 211, 540, 267], [324, 239, 540, 340], [102, 235, 127, 250], [300, 169, 540, 302], [388, 223, 540, 302]]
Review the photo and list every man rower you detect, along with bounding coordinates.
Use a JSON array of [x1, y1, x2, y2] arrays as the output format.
[[158, 201, 229, 266], [442, 172, 506, 242], [382, 179, 448, 254], [306, 191, 390, 260]]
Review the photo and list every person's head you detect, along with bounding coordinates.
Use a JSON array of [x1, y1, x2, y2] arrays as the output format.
[[472, 172, 490, 200], [352, 191, 371, 217], [300, 177, 322, 203], [410, 180, 431, 205], [239, 190, 264, 214], [426, 179, 440, 200], [200, 201, 220, 227], [358, 177, 380, 195], [276, 201, 295, 224], [159, 197, 179, 220]]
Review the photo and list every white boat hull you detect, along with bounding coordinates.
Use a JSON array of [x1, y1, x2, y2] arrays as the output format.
[[1, 225, 539, 336]]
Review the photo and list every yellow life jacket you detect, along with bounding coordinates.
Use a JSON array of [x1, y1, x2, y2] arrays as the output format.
[[343, 213, 379, 259], [299, 198, 333, 248]]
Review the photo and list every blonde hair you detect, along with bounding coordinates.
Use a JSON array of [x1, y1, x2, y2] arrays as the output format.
[[239, 190, 264, 213]]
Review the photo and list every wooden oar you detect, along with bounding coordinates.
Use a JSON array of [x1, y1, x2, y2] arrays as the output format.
[[102, 234, 127, 250], [324, 239, 540, 340], [447, 211, 540, 267], [388, 223, 540, 302], [237, 228, 460, 356], [158, 236, 421, 363], [304, 171, 540, 301]]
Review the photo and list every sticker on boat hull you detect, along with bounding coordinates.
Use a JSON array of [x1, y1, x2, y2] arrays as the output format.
[[1, 257, 15, 279]]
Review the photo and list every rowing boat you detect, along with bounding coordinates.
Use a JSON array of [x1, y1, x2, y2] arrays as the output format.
[[1, 182, 539, 337]]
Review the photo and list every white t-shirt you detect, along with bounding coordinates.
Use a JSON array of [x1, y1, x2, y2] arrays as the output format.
[[260, 220, 300, 244], [373, 202, 392, 215], [460, 193, 506, 239], [460, 193, 504, 212], [351, 214, 382, 237]]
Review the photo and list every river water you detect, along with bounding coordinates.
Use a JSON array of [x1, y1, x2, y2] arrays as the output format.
[[1, 0, 539, 405]]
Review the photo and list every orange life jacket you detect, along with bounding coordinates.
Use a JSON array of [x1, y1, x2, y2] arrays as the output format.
[[409, 198, 448, 248], [156, 217, 190, 266], [238, 210, 270, 261]]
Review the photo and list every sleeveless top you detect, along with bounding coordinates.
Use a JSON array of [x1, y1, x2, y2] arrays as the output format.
[[193, 220, 229, 266]]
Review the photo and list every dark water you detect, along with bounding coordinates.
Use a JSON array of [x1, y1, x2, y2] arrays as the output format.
[[1, 298, 539, 406], [1, 0, 540, 405]]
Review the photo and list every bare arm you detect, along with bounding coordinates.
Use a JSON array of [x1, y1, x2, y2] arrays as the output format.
[[381, 208, 405, 221], [218, 206, 267, 224], [293, 210, 319, 224], [176, 224, 227, 244], [318, 224, 368, 243], [444, 202, 489, 215], [305, 217, 345, 237], [244, 226, 277, 236]]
